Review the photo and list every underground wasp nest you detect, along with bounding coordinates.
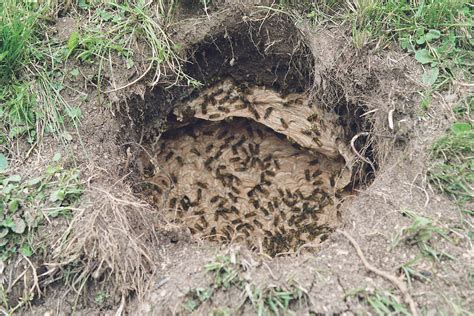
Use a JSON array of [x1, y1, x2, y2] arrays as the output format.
[[139, 79, 355, 256]]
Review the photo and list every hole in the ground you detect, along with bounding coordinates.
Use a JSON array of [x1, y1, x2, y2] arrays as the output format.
[[126, 17, 372, 256]]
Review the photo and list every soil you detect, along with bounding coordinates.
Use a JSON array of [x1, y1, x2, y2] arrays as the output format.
[[5, 2, 472, 315]]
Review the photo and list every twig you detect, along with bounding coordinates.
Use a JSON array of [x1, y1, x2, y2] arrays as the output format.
[[339, 230, 419, 316], [350, 132, 376, 174]]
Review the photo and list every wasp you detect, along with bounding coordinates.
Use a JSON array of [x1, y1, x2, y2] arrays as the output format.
[[264, 107, 274, 119], [253, 219, 263, 229], [304, 169, 311, 181], [265, 170, 275, 177], [165, 151, 174, 161], [260, 207, 270, 216], [230, 206, 239, 214], [204, 157, 214, 170], [311, 126, 321, 137], [283, 198, 297, 207], [227, 193, 238, 203], [169, 197, 177, 208], [199, 216, 209, 228], [232, 218, 243, 225], [295, 189, 304, 200], [170, 173, 178, 184], [267, 202, 274, 212], [249, 199, 260, 209], [272, 197, 279, 209], [224, 135, 236, 143], [290, 206, 301, 213], [190, 148, 201, 156], [209, 113, 221, 119], [273, 214, 280, 227], [273, 159, 281, 170], [189, 227, 197, 234], [197, 181, 208, 189], [205, 144, 214, 153], [312, 137, 322, 147], [302, 129, 312, 136], [218, 93, 230, 104], [307, 113, 318, 122], [249, 106, 261, 120], [236, 223, 246, 231], [313, 179, 323, 186], [255, 144, 260, 155], [235, 167, 248, 172], [196, 188, 203, 202], [231, 186, 241, 194], [244, 212, 257, 218], [247, 189, 255, 198], [263, 154, 272, 162], [312, 170, 322, 178], [263, 230, 272, 237], [229, 157, 241, 163], [231, 145, 239, 155], [176, 156, 184, 166], [180, 196, 191, 211], [201, 103, 208, 115], [217, 106, 230, 113], [277, 188, 285, 197], [235, 102, 248, 110], [242, 156, 251, 166], [194, 210, 205, 215], [194, 223, 204, 232], [210, 195, 220, 204], [288, 215, 296, 226], [280, 118, 289, 129], [210, 227, 217, 237]]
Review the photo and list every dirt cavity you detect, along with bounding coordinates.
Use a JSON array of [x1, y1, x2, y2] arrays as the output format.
[[126, 15, 371, 257]]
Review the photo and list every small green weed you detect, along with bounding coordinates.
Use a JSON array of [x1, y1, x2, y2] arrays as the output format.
[[393, 210, 454, 262], [347, 0, 472, 89], [0, 154, 83, 262], [398, 257, 431, 286], [350, 288, 410, 316], [247, 282, 307, 316], [184, 255, 308, 314], [428, 120, 474, 206], [183, 287, 214, 312], [205, 255, 242, 289], [94, 291, 111, 305]]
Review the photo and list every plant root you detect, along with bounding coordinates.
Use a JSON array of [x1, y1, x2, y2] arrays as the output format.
[[339, 230, 419, 316]]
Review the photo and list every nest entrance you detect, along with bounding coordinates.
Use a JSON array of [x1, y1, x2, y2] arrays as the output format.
[[139, 80, 354, 256]]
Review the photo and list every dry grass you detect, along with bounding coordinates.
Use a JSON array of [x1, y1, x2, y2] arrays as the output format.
[[48, 184, 161, 303]]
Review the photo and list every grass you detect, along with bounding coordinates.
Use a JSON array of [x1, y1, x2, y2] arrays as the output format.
[[349, 288, 410, 316], [299, 0, 472, 100], [393, 210, 454, 262], [183, 255, 308, 314], [0, 1, 82, 144], [0, 153, 83, 263], [0, 0, 199, 148], [428, 117, 473, 207]]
